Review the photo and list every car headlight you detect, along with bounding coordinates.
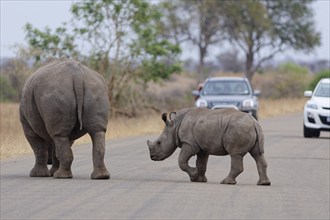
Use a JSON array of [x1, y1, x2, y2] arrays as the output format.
[[196, 99, 208, 107], [242, 99, 254, 108], [306, 111, 315, 119], [306, 102, 318, 110]]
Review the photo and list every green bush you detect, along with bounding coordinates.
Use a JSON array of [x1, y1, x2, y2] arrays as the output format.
[[308, 70, 330, 90], [252, 62, 313, 99], [278, 62, 309, 75], [262, 63, 310, 98], [0, 75, 18, 102]]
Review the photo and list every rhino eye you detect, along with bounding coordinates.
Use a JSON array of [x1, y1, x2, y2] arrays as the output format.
[[157, 141, 161, 145]]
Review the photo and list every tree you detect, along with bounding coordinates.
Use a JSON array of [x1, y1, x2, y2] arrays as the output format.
[[159, 0, 226, 76], [221, 0, 321, 81], [0, 58, 30, 101], [23, 0, 181, 116], [217, 49, 245, 73], [0, 75, 17, 102], [24, 23, 79, 65]]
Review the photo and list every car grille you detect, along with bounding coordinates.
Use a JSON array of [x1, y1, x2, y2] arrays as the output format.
[[319, 115, 330, 125], [210, 101, 240, 108]]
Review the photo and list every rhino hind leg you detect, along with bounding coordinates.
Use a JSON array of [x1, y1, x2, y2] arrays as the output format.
[[50, 145, 60, 177], [47, 144, 53, 165], [29, 138, 51, 178], [250, 151, 271, 186], [221, 154, 244, 185], [90, 131, 110, 179], [21, 121, 50, 177], [28, 139, 51, 177], [52, 136, 73, 178]]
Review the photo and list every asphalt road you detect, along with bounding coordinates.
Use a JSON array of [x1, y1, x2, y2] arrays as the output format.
[[1, 112, 329, 219]]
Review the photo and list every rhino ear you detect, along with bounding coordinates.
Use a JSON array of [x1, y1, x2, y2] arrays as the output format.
[[169, 112, 177, 121], [161, 113, 168, 124]]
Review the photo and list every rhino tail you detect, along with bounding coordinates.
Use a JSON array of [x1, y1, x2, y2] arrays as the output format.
[[253, 121, 264, 155], [73, 72, 84, 130]]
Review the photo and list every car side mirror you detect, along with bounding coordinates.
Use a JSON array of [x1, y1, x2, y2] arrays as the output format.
[[192, 90, 200, 97], [304, 91, 313, 97], [253, 90, 261, 97]]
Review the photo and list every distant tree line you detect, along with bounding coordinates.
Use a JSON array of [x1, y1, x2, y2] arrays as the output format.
[[21, 0, 321, 78], [0, 0, 323, 114], [159, 0, 320, 80]]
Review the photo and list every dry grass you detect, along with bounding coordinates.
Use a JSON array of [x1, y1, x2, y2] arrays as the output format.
[[74, 114, 164, 145], [259, 98, 306, 119], [0, 103, 31, 159], [0, 99, 306, 160], [0, 103, 164, 160]]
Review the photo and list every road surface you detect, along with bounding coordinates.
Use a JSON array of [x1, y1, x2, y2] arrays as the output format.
[[1, 112, 329, 219]]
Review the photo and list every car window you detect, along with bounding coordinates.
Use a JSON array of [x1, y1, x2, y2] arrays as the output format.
[[314, 83, 330, 97], [202, 81, 250, 95]]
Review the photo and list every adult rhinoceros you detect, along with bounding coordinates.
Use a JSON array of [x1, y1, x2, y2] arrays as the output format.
[[147, 108, 271, 185], [19, 58, 110, 179]]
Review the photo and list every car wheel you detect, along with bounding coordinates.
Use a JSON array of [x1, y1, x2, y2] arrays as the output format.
[[304, 124, 320, 138], [304, 125, 313, 138], [313, 129, 320, 138]]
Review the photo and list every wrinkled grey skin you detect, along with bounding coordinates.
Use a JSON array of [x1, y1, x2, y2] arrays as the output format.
[[19, 58, 110, 179], [147, 108, 271, 185]]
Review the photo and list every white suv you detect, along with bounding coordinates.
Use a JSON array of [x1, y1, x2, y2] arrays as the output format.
[[303, 78, 330, 138]]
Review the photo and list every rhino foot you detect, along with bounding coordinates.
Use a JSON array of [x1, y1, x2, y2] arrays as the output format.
[[200, 176, 208, 182], [50, 166, 59, 177], [188, 168, 199, 182], [91, 168, 110, 180], [190, 175, 208, 182], [220, 177, 237, 185], [53, 169, 73, 178], [30, 166, 51, 177], [257, 178, 271, 186]]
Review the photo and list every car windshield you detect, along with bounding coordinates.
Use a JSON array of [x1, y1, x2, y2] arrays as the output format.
[[202, 81, 250, 95], [314, 83, 330, 97]]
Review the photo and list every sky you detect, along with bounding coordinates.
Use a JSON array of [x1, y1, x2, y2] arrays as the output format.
[[1, 0, 329, 62]]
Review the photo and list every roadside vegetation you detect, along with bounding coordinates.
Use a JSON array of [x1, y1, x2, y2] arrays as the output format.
[[1, 0, 329, 159], [1, 65, 327, 160], [0, 97, 307, 160]]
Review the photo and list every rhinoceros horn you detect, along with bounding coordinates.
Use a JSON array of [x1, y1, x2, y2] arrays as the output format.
[[147, 140, 153, 148]]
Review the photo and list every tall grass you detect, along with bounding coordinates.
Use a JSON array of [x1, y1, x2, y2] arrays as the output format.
[[0, 103, 164, 159], [0, 103, 31, 159], [0, 99, 306, 160], [259, 98, 306, 119]]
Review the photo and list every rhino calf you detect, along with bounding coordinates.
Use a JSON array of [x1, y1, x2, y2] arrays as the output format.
[[147, 108, 271, 185], [19, 58, 110, 179]]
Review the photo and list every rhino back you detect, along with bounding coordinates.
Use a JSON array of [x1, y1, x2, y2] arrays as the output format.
[[178, 108, 257, 155], [19, 59, 109, 139]]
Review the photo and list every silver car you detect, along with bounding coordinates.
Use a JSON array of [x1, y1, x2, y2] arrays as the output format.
[[193, 77, 260, 120]]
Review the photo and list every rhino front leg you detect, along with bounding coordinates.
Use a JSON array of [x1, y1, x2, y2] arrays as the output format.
[[47, 143, 53, 165], [195, 150, 209, 182], [90, 131, 110, 179], [221, 154, 244, 185], [178, 144, 199, 182], [49, 142, 59, 176]]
